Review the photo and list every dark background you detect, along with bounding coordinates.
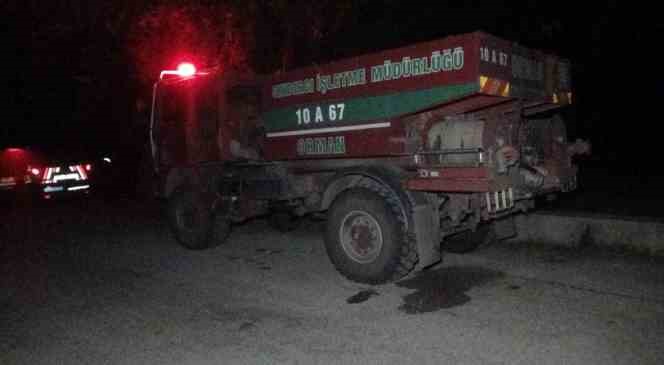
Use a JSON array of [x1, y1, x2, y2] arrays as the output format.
[[3, 1, 661, 211]]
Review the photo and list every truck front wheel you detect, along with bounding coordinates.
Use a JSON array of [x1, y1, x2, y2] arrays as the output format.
[[324, 186, 417, 284], [168, 188, 229, 250]]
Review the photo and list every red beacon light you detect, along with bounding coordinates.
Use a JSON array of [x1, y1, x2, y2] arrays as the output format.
[[160, 62, 198, 80], [176, 63, 196, 77]]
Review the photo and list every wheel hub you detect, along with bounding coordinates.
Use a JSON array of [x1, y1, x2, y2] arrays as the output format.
[[339, 210, 383, 264]]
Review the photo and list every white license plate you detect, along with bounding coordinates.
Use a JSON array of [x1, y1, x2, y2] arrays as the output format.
[[53, 173, 80, 182]]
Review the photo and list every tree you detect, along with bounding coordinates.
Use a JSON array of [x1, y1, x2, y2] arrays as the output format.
[[127, 1, 253, 86], [255, 0, 366, 72], [125, 0, 365, 79]]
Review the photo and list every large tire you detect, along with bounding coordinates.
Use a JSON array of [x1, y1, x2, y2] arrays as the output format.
[[443, 223, 495, 254], [167, 188, 230, 250], [324, 184, 417, 285]]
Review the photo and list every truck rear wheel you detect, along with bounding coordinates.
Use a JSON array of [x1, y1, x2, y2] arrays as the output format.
[[168, 188, 229, 250], [324, 186, 417, 284]]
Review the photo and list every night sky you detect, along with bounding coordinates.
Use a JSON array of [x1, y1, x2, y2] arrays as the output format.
[[3, 1, 662, 185]]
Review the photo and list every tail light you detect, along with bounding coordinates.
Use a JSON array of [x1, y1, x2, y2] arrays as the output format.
[[43, 167, 55, 184], [73, 165, 89, 180], [26, 166, 44, 183], [41, 164, 90, 184]]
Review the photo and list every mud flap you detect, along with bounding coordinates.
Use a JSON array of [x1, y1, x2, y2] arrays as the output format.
[[412, 204, 442, 270]]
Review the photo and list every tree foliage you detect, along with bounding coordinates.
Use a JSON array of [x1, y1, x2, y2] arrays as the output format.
[[125, 0, 362, 83], [127, 1, 254, 86], [9, 0, 367, 149]]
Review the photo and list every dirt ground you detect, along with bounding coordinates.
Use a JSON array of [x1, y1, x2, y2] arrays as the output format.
[[2, 197, 663, 364]]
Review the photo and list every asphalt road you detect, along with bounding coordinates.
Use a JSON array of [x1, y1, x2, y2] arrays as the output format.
[[2, 197, 663, 364]]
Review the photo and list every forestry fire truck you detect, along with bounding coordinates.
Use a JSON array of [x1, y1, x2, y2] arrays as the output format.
[[150, 32, 589, 284]]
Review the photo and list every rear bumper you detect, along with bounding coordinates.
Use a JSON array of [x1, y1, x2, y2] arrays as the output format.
[[405, 167, 490, 192], [405, 165, 578, 195], [0, 183, 91, 203], [41, 182, 91, 195]]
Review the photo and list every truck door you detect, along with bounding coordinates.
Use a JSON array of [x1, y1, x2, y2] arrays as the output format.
[[153, 75, 220, 169], [218, 85, 263, 161]]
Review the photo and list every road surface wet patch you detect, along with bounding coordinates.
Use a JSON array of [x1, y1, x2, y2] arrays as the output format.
[[346, 289, 379, 304], [396, 266, 504, 314]]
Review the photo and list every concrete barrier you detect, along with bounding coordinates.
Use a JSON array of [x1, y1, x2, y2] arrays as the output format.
[[508, 212, 664, 255]]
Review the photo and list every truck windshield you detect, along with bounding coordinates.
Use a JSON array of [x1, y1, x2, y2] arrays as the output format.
[[152, 76, 219, 168]]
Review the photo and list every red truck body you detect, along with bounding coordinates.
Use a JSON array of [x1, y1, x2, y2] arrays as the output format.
[[262, 32, 571, 160]]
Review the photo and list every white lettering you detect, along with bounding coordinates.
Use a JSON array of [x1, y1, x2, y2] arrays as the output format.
[[315, 106, 324, 123], [296, 136, 346, 156], [295, 103, 346, 126], [329, 105, 337, 121], [369, 47, 465, 83]]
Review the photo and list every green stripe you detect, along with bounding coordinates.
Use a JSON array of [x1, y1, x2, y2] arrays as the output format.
[[263, 82, 478, 133]]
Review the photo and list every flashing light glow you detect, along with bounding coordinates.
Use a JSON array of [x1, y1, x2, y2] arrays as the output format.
[[84, 164, 92, 172], [176, 63, 196, 77], [30, 168, 41, 176], [159, 62, 199, 80]]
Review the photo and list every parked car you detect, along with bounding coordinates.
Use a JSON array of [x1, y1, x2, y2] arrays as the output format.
[[0, 146, 108, 199], [0, 147, 32, 197]]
